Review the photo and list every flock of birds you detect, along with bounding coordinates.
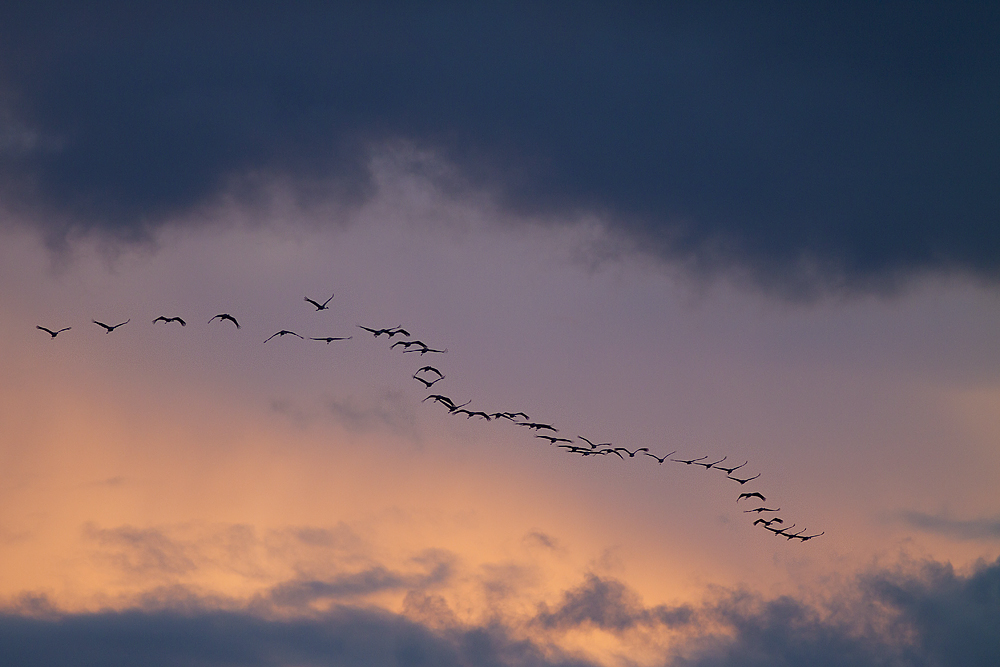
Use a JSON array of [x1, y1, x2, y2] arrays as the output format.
[[38, 292, 823, 542]]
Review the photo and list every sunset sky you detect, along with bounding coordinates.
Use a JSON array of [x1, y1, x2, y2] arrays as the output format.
[[2, 4, 1000, 666]]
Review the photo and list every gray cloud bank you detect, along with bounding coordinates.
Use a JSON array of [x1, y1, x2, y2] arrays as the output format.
[[1, 2, 998, 293], [4, 557, 999, 666]]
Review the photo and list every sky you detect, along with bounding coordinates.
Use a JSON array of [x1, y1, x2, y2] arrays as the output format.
[[1, 3, 1000, 666]]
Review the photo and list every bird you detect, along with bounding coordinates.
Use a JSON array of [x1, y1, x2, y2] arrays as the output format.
[[310, 336, 352, 344], [423, 394, 455, 409], [753, 518, 783, 527], [209, 313, 240, 328], [264, 330, 304, 343], [614, 447, 649, 458], [358, 325, 408, 338], [416, 366, 444, 378], [737, 492, 766, 503], [765, 523, 796, 537], [37, 326, 71, 338], [715, 460, 748, 475], [93, 319, 129, 333], [516, 422, 558, 432], [792, 531, 825, 542], [412, 374, 443, 389], [744, 506, 780, 514], [642, 450, 677, 464], [728, 472, 762, 485], [672, 455, 709, 465], [783, 528, 809, 540], [304, 294, 334, 311], [578, 436, 612, 449], [391, 340, 430, 350], [694, 456, 727, 469], [402, 346, 447, 355], [152, 316, 186, 326], [536, 435, 573, 444]]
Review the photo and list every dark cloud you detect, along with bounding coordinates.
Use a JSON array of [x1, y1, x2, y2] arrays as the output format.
[[1, 559, 999, 666], [0, 606, 596, 667], [267, 550, 455, 608], [535, 574, 694, 633], [897, 511, 1000, 540], [1, 2, 999, 293]]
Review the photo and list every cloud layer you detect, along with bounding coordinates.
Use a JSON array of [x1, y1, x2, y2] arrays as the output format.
[[4, 557, 999, 666], [2, 3, 999, 292]]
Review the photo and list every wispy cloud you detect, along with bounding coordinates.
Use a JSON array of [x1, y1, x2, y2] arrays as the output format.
[[896, 510, 1000, 540]]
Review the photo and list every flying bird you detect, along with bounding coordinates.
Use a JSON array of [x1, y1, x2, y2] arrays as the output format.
[[304, 294, 334, 310], [358, 325, 407, 338], [578, 436, 612, 449], [737, 492, 766, 503], [391, 340, 430, 350], [744, 506, 781, 514], [264, 330, 304, 343], [671, 455, 709, 465], [310, 336, 352, 344], [93, 319, 129, 333], [715, 460, 748, 475], [764, 523, 796, 537], [412, 374, 443, 388], [694, 456, 727, 469], [209, 313, 240, 328], [753, 518, 783, 527], [614, 447, 649, 458], [37, 326, 71, 338], [516, 422, 558, 432], [152, 316, 186, 326], [416, 366, 444, 378], [642, 450, 677, 464], [728, 472, 762, 485], [536, 435, 573, 444], [793, 531, 825, 542], [402, 346, 447, 355]]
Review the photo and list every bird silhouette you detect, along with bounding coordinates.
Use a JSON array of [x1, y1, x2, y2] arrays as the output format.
[[744, 506, 780, 514], [753, 518, 783, 527], [391, 340, 429, 350], [412, 374, 443, 388], [209, 313, 240, 328], [672, 455, 709, 465], [152, 316, 186, 326], [423, 394, 458, 409], [578, 436, 612, 449], [715, 460, 748, 475], [93, 319, 129, 333], [728, 472, 762, 485], [792, 531, 825, 542], [642, 450, 677, 464], [737, 492, 766, 503], [765, 523, 796, 537], [783, 527, 809, 540], [358, 325, 409, 338], [694, 456, 727, 469], [37, 326, 71, 338], [402, 346, 447, 355], [304, 294, 334, 310], [416, 366, 444, 378], [516, 422, 558, 432], [310, 336, 352, 344], [614, 447, 649, 458], [264, 330, 304, 343], [536, 435, 573, 444]]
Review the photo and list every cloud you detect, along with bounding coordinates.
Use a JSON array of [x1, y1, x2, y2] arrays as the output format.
[[897, 510, 1000, 540], [1, 3, 998, 293], [534, 574, 694, 633], [2, 558, 999, 666]]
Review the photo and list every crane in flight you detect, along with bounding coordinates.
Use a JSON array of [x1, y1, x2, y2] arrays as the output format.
[[153, 316, 186, 326], [536, 435, 573, 444], [37, 326, 71, 338], [744, 506, 780, 514], [304, 294, 334, 311], [672, 455, 708, 465], [209, 313, 240, 328], [792, 530, 825, 542], [264, 330, 304, 343], [642, 450, 677, 464], [727, 472, 762, 485], [516, 422, 558, 432], [694, 456, 727, 470], [358, 325, 410, 338], [737, 492, 766, 503], [614, 447, 649, 458], [93, 319, 130, 333], [310, 336, 352, 344]]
